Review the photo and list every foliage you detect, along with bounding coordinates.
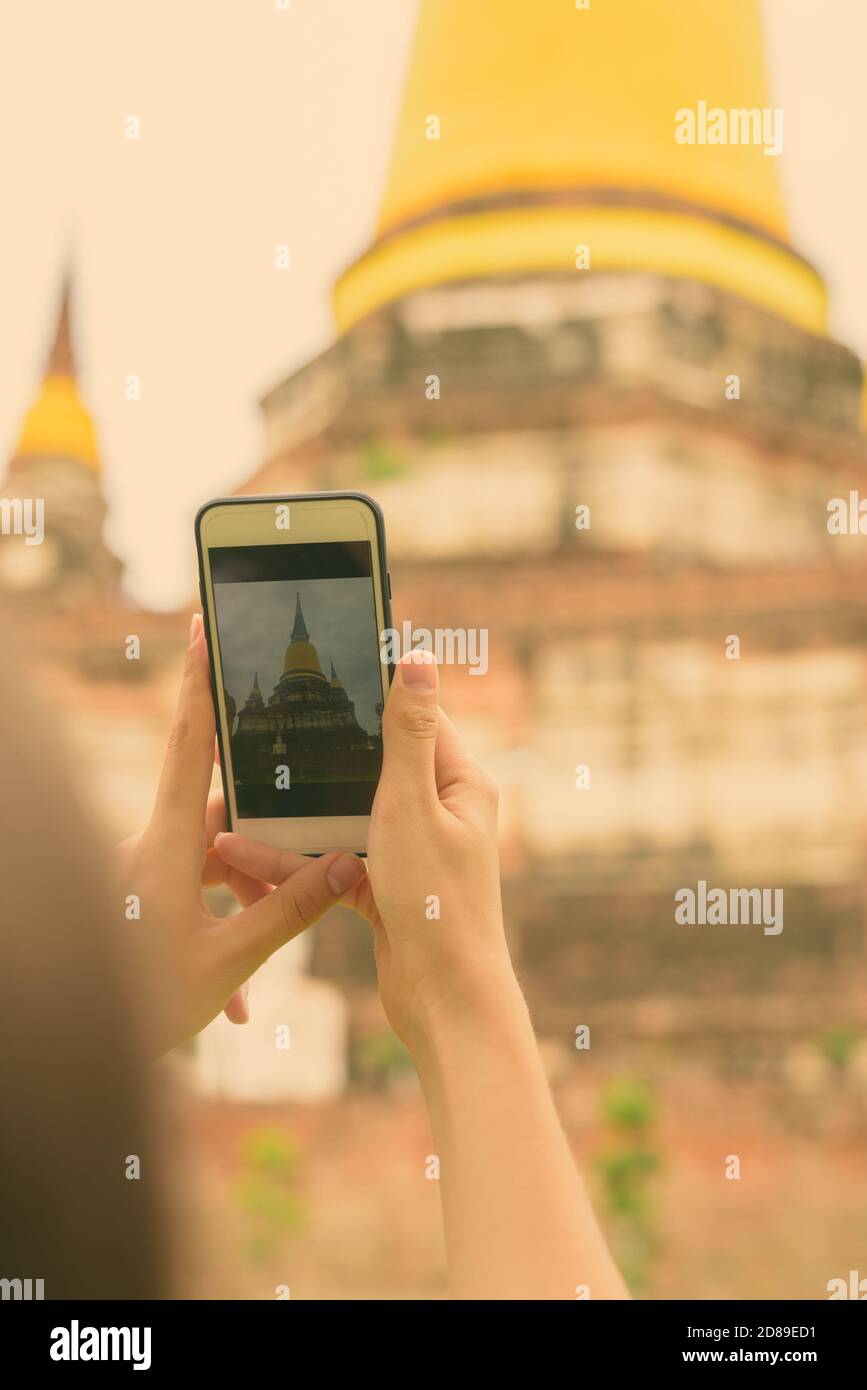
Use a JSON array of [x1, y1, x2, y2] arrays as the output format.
[[235, 1125, 308, 1265], [595, 1075, 661, 1295], [600, 1075, 656, 1132], [816, 1024, 861, 1073], [358, 440, 408, 480]]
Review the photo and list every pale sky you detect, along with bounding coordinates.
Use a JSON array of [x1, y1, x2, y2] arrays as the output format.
[[0, 0, 864, 610]]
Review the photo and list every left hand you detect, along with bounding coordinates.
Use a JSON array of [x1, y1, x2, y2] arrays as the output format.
[[117, 613, 366, 1054]]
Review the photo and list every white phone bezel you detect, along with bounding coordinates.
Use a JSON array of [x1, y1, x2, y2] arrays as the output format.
[[198, 495, 390, 855]]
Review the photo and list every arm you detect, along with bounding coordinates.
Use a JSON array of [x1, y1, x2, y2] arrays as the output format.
[[217, 649, 627, 1300], [414, 976, 627, 1300]]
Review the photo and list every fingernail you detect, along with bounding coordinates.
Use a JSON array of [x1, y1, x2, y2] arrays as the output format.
[[327, 854, 366, 895], [214, 831, 226, 847], [400, 649, 437, 690], [188, 612, 203, 648]]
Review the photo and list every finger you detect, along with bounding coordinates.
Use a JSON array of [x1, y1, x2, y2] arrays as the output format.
[[204, 852, 263, 1027], [202, 851, 263, 1027], [213, 832, 311, 886], [224, 982, 249, 1025], [202, 846, 229, 887], [205, 788, 227, 846], [210, 851, 366, 979], [224, 866, 270, 910], [216, 831, 373, 915], [339, 866, 381, 927], [219, 852, 304, 1023], [201, 847, 270, 909], [434, 707, 477, 795], [380, 651, 440, 806], [435, 708, 495, 798], [152, 615, 216, 832]]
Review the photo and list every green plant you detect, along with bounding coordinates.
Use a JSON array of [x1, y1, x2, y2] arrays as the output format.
[[358, 440, 409, 480], [235, 1126, 308, 1265], [816, 1024, 861, 1074], [240, 1127, 301, 1179], [601, 1076, 656, 1132], [595, 1076, 661, 1295], [597, 1148, 660, 1222]]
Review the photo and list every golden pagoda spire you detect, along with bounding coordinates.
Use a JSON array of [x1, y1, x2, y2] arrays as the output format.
[[13, 272, 100, 473], [46, 273, 75, 377], [282, 593, 325, 679], [334, 0, 826, 336]]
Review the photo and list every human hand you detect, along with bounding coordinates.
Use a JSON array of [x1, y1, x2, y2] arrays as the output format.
[[117, 614, 366, 1054], [215, 651, 518, 1058]]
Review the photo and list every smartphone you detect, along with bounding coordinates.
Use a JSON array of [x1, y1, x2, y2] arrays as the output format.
[[195, 492, 393, 854]]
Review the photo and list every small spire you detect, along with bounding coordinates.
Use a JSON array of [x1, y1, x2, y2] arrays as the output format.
[[291, 592, 309, 642], [47, 271, 75, 378], [330, 660, 337, 679], [245, 670, 264, 706]]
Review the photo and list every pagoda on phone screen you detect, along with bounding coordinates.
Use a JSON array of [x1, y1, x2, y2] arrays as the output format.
[[229, 593, 378, 794]]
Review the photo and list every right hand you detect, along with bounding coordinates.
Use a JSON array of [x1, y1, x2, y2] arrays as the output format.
[[215, 651, 517, 1056], [360, 649, 515, 1052]]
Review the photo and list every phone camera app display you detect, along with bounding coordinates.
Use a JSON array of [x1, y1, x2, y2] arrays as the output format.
[[210, 541, 384, 818]]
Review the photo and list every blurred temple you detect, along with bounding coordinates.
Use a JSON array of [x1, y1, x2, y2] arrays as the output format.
[[2, 0, 867, 1082], [0, 281, 351, 1102], [1, 275, 121, 601], [0, 275, 187, 833], [236, 0, 867, 1059]]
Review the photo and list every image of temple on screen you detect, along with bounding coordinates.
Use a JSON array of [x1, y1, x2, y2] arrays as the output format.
[[224, 593, 382, 790]]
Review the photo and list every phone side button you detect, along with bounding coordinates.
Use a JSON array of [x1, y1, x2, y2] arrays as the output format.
[[387, 572, 392, 599]]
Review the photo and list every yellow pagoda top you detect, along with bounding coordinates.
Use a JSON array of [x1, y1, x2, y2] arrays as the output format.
[[14, 278, 100, 472], [334, 0, 826, 336], [282, 593, 326, 679], [283, 640, 324, 679]]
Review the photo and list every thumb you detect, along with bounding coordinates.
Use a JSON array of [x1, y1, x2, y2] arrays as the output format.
[[152, 614, 215, 832], [380, 650, 440, 802], [212, 851, 366, 979]]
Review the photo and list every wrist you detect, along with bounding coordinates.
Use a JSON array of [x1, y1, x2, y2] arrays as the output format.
[[408, 959, 534, 1087]]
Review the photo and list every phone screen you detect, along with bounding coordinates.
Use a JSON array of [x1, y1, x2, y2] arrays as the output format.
[[208, 539, 384, 819]]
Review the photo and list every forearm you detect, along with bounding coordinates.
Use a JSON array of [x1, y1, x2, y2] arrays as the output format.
[[413, 975, 629, 1301]]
